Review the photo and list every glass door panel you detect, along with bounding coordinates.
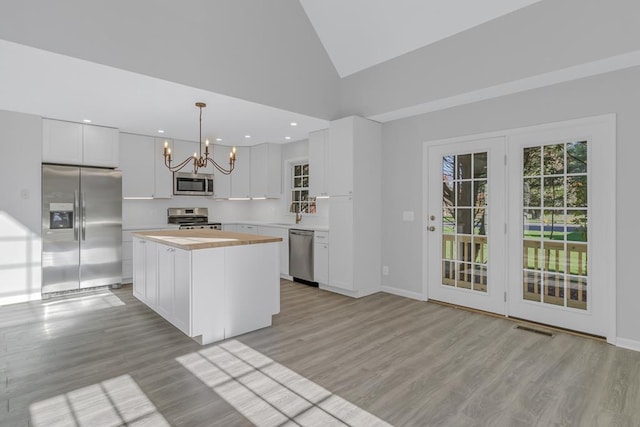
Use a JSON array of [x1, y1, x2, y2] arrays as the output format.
[[521, 140, 588, 310], [427, 137, 506, 315]]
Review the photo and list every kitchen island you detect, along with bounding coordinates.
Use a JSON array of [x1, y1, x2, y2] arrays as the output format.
[[132, 229, 282, 345]]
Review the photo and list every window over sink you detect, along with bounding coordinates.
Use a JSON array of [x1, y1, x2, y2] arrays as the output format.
[[289, 162, 316, 215]]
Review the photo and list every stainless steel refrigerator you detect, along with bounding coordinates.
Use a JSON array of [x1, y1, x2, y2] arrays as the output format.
[[42, 164, 122, 295]]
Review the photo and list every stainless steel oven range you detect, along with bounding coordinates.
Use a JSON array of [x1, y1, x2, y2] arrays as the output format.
[[167, 207, 222, 230]]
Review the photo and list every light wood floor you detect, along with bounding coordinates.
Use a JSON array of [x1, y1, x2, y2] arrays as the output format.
[[1, 280, 640, 426]]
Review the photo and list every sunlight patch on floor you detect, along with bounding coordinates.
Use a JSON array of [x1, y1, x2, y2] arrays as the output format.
[[177, 339, 391, 427], [29, 374, 168, 426]]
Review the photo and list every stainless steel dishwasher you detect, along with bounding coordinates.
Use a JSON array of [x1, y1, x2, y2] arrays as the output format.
[[289, 229, 316, 285]]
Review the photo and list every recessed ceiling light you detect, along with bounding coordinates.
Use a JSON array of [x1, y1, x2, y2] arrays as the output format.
[[290, 122, 298, 126], [285, 136, 291, 140], [158, 130, 165, 133], [244, 135, 251, 139], [83, 119, 92, 123], [216, 138, 222, 141]]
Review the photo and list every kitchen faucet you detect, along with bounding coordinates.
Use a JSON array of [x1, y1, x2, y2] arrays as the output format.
[[295, 210, 303, 224]]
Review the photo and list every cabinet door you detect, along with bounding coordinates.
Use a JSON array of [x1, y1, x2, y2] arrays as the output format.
[[250, 144, 268, 197], [157, 246, 174, 318], [309, 129, 328, 197], [258, 226, 289, 276], [154, 138, 173, 198], [42, 119, 83, 165], [230, 146, 251, 198], [144, 241, 158, 307], [329, 197, 354, 290], [83, 125, 119, 167], [223, 223, 238, 232], [314, 243, 329, 285], [327, 118, 354, 196], [120, 133, 155, 198], [266, 143, 282, 198], [212, 144, 232, 198], [173, 248, 191, 334], [132, 238, 146, 300]]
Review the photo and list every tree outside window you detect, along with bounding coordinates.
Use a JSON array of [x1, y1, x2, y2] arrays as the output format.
[[290, 162, 316, 214]]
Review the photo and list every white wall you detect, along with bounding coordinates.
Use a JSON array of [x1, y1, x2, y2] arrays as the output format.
[[380, 65, 640, 344], [339, 0, 640, 119], [0, 109, 42, 305]]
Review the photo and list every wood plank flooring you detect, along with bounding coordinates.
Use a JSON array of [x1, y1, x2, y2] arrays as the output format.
[[1, 280, 639, 426]]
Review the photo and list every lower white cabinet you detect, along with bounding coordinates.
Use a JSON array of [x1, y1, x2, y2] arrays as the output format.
[[132, 238, 158, 305], [238, 224, 258, 234], [133, 237, 280, 345], [223, 223, 238, 232], [157, 245, 191, 334], [258, 226, 290, 277], [314, 231, 329, 285]]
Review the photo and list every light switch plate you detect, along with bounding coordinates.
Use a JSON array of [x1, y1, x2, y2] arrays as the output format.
[[402, 211, 414, 222]]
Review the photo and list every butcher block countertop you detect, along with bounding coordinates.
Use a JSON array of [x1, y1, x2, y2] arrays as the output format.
[[132, 229, 282, 250]]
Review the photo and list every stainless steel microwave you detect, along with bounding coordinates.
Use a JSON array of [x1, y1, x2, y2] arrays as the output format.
[[173, 172, 213, 196]]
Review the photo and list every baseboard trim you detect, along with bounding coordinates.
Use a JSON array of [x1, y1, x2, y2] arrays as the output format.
[[381, 286, 426, 301], [0, 292, 42, 307], [616, 337, 640, 352]]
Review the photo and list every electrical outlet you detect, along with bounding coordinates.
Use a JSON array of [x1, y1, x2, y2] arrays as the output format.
[[382, 265, 389, 276]]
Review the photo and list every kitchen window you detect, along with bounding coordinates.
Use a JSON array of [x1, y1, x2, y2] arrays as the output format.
[[290, 162, 316, 214]]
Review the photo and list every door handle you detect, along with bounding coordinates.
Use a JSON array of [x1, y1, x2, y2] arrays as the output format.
[[81, 192, 86, 241], [73, 190, 79, 241], [428, 226, 436, 232]]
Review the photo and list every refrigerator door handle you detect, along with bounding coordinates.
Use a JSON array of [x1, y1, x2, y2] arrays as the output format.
[[81, 192, 87, 241], [73, 190, 80, 241]]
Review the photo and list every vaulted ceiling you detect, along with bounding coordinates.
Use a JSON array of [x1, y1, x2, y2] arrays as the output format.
[[0, 0, 637, 145]]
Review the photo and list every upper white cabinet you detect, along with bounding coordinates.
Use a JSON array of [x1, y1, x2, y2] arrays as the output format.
[[250, 143, 282, 198], [43, 119, 119, 167], [327, 116, 380, 197], [154, 138, 173, 198], [120, 133, 155, 198], [309, 129, 328, 198], [231, 146, 251, 198], [212, 144, 232, 199]]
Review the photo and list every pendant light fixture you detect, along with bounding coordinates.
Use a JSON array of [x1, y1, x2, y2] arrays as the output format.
[[163, 102, 236, 174]]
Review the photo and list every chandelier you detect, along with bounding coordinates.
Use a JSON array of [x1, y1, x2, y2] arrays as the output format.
[[163, 102, 236, 174]]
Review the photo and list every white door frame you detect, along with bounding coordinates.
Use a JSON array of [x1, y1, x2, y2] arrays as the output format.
[[422, 114, 616, 343]]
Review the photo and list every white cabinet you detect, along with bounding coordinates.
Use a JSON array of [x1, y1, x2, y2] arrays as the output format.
[[231, 146, 251, 198], [212, 144, 232, 198], [251, 143, 282, 198], [259, 226, 289, 277], [223, 223, 238, 232], [314, 231, 329, 285], [309, 129, 329, 198], [43, 119, 119, 167], [326, 116, 381, 297], [158, 245, 191, 334], [327, 116, 380, 197], [154, 138, 173, 198], [238, 224, 258, 234], [120, 133, 155, 198], [132, 238, 158, 306], [83, 124, 120, 167]]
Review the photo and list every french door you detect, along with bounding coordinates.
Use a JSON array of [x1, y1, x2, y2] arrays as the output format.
[[426, 137, 506, 314], [425, 116, 615, 339]]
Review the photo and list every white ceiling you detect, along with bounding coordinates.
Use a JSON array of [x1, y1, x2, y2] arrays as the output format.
[[0, 40, 328, 147], [300, 0, 543, 78]]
